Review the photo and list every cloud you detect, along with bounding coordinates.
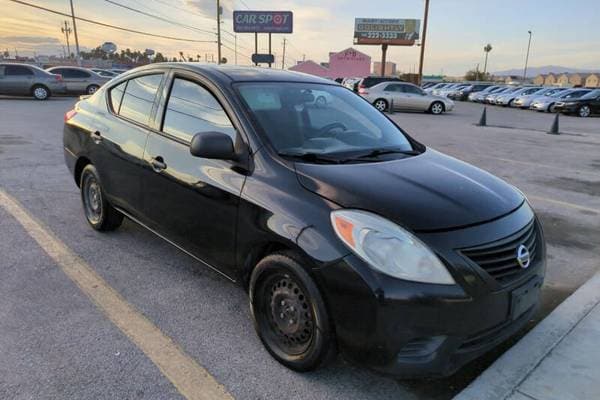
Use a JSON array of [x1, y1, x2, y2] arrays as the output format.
[[184, 0, 234, 18], [1, 35, 61, 44]]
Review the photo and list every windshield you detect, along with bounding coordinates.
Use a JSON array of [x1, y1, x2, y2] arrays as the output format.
[[236, 82, 415, 160]]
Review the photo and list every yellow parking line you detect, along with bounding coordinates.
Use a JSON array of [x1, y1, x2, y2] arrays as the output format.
[[527, 194, 600, 214], [0, 188, 234, 400]]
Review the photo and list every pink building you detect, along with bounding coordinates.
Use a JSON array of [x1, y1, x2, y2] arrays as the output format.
[[289, 47, 371, 79]]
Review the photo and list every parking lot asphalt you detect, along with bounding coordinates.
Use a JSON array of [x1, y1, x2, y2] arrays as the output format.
[[1, 96, 599, 400]]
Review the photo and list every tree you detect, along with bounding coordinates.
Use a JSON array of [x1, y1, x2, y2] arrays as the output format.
[[465, 69, 491, 81], [154, 52, 166, 63], [483, 43, 493, 75]]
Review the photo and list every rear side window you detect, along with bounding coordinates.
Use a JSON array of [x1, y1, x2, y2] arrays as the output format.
[[402, 85, 423, 94], [109, 81, 127, 113], [162, 78, 235, 142], [118, 74, 163, 126], [5, 65, 33, 76]]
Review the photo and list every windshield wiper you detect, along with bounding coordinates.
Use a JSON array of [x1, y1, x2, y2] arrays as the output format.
[[351, 148, 421, 159], [278, 151, 343, 164]]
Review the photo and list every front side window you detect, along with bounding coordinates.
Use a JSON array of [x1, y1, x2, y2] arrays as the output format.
[[118, 74, 163, 125], [5, 65, 33, 76], [162, 78, 236, 143], [237, 82, 414, 159]]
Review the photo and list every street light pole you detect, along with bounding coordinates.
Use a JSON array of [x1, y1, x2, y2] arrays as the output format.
[[523, 30, 532, 82], [417, 0, 430, 85], [61, 21, 72, 59]]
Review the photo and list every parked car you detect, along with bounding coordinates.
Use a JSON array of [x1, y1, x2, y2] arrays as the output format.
[[469, 86, 504, 102], [356, 76, 404, 93], [554, 89, 600, 117], [91, 68, 118, 78], [64, 63, 545, 377], [485, 87, 519, 104], [437, 83, 470, 98], [0, 62, 66, 100], [449, 83, 493, 101], [495, 87, 542, 107], [420, 82, 437, 89], [530, 89, 591, 112], [511, 88, 568, 109], [341, 77, 359, 90], [46, 66, 110, 95], [361, 81, 454, 114], [110, 68, 129, 74], [424, 82, 450, 94]]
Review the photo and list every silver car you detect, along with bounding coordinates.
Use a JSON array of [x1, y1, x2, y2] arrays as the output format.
[[46, 66, 110, 95], [91, 68, 118, 78], [361, 82, 454, 115], [495, 87, 542, 106], [0, 62, 66, 100], [512, 88, 567, 108], [530, 89, 591, 112]]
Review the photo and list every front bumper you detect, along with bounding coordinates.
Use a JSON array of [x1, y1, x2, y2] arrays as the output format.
[[530, 103, 548, 111], [314, 204, 546, 377]]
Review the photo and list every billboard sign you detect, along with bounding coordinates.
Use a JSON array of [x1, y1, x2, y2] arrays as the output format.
[[233, 11, 293, 33], [354, 18, 420, 45], [251, 53, 275, 64]]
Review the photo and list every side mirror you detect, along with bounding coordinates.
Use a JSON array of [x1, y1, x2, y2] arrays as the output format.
[[190, 131, 236, 160]]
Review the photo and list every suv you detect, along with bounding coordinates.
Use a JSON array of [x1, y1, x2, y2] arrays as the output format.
[[357, 76, 404, 94], [0, 63, 66, 100]]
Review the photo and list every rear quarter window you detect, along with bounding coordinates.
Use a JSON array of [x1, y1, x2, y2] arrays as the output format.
[[118, 74, 163, 126], [109, 81, 127, 113]]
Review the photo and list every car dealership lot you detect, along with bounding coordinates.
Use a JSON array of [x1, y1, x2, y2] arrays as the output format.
[[1, 96, 599, 400]]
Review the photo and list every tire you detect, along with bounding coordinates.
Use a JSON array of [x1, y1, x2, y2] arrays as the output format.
[[507, 99, 514, 107], [86, 85, 100, 95], [80, 164, 123, 231], [429, 101, 445, 115], [548, 103, 556, 113], [578, 105, 591, 118], [315, 96, 327, 108], [32, 85, 50, 100], [373, 98, 388, 112], [249, 252, 336, 372]]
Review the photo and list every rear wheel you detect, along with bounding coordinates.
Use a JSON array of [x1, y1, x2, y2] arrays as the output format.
[[250, 252, 336, 372], [80, 164, 123, 231], [578, 105, 591, 118], [429, 101, 445, 115], [373, 98, 388, 112], [548, 103, 556, 113], [32, 85, 49, 100]]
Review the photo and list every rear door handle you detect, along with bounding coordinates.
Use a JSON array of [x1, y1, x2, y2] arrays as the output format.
[[150, 156, 167, 172], [91, 131, 102, 143]]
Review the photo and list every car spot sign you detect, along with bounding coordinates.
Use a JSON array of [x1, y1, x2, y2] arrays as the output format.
[[233, 11, 293, 33], [354, 18, 420, 45]]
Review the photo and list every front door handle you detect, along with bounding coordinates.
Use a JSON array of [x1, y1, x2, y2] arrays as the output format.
[[91, 131, 102, 143], [150, 156, 167, 172]]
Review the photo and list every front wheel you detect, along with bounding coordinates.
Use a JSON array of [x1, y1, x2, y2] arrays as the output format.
[[578, 105, 591, 118], [548, 103, 556, 113], [250, 252, 336, 372], [80, 164, 123, 231], [429, 101, 445, 115], [86, 85, 100, 95]]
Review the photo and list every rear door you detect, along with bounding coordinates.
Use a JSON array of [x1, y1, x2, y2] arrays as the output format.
[[92, 73, 165, 214], [384, 84, 407, 110], [139, 71, 245, 277], [57, 68, 92, 93], [402, 84, 430, 111]]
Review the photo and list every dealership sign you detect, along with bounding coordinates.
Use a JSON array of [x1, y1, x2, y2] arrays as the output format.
[[354, 18, 420, 45], [233, 11, 293, 33]]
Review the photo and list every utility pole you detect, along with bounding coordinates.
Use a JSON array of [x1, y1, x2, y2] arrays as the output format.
[[281, 38, 287, 69], [61, 21, 72, 59], [417, 0, 430, 85], [216, 0, 222, 64], [69, 0, 81, 62], [523, 30, 532, 82]]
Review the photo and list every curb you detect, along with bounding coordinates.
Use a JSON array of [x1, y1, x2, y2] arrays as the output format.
[[453, 272, 600, 400]]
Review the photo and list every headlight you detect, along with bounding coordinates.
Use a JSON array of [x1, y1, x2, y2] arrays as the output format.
[[330, 210, 455, 285]]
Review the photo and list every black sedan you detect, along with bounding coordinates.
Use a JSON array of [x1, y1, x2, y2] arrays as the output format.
[[554, 89, 600, 117], [63, 63, 546, 377]]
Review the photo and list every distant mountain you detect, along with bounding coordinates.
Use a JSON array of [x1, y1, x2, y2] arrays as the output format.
[[493, 65, 599, 77]]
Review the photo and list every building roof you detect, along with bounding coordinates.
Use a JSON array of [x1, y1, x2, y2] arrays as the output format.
[[330, 47, 371, 60]]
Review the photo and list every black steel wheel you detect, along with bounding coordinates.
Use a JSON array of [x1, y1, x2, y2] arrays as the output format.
[[80, 164, 123, 231], [250, 252, 336, 371]]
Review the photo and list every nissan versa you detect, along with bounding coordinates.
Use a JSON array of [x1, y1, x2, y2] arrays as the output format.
[[63, 64, 546, 377]]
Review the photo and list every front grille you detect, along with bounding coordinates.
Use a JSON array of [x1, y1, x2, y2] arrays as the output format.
[[461, 219, 538, 286]]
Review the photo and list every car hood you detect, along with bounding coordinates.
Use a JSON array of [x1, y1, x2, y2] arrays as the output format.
[[295, 149, 523, 231]]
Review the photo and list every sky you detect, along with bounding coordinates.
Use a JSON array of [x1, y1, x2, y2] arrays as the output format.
[[1, 0, 599, 76]]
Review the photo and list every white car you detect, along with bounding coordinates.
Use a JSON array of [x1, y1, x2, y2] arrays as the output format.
[[495, 87, 542, 106], [361, 82, 454, 114], [512, 88, 567, 108]]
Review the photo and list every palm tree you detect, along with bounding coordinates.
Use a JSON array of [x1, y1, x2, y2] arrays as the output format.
[[483, 44, 493, 75]]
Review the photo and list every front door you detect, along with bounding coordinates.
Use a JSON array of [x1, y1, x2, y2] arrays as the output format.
[[140, 75, 245, 278]]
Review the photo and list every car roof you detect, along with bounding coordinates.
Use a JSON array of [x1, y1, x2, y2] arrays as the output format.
[[130, 62, 335, 86]]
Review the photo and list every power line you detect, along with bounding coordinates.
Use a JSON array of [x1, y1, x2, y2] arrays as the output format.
[[6, 0, 215, 43], [104, 0, 216, 36], [148, 0, 214, 21]]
